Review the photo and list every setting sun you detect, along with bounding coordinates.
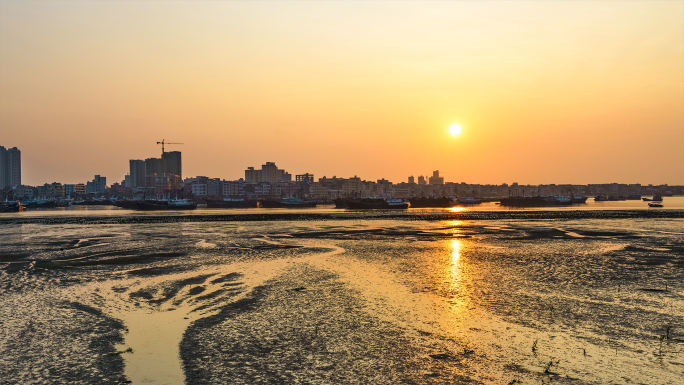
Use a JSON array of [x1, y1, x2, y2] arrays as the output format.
[[449, 124, 462, 136]]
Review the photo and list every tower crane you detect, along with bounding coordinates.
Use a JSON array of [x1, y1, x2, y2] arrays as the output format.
[[156, 139, 183, 175], [157, 139, 183, 156]]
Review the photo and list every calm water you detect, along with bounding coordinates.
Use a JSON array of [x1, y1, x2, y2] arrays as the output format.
[[1, 208, 683, 384], [3, 196, 683, 218]]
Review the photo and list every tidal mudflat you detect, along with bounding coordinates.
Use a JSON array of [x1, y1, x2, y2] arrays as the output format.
[[1, 212, 683, 384]]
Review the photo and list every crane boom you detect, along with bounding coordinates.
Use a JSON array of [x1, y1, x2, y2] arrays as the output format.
[[156, 139, 183, 155]]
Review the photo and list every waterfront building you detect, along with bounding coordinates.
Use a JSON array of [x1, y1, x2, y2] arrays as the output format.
[[40, 182, 65, 198], [191, 183, 208, 196], [129, 160, 146, 188], [145, 174, 181, 197], [86, 175, 107, 194], [145, 158, 163, 177], [64, 184, 76, 196], [0, 146, 21, 189], [408, 176, 415, 184], [296, 173, 314, 182], [13, 185, 34, 199], [162, 151, 182, 178], [310, 183, 329, 199], [207, 178, 221, 196], [261, 162, 279, 183], [417, 175, 426, 185], [110, 182, 125, 195], [244, 167, 262, 183], [221, 181, 239, 196], [429, 170, 444, 185], [343, 176, 363, 197], [245, 162, 288, 183]]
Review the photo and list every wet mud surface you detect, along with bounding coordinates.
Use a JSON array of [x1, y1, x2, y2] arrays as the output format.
[[1, 209, 682, 225], [1, 216, 683, 384]]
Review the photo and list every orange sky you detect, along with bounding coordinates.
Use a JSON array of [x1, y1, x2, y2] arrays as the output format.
[[1, 1, 682, 186]]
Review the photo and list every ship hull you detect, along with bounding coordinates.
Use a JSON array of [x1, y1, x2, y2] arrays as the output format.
[[346, 198, 409, 210], [204, 198, 258, 208], [259, 200, 317, 208], [134, 201, 197, 210], [408, 197, 456, 208]]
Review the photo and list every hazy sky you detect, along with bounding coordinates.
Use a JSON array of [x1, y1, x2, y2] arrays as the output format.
[[1, 1, 682, 186]]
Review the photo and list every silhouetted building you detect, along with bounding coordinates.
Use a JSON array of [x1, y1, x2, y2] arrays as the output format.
[[0, 146, 21, 189], [245, 162, 288, 183], [418, 175, 426, 185], [429, 170, 444, 185], [145, 158, 163, 176], [162, 151, 182, 178], [296, 173, 314, 182], [245, 167, 261, 182], [129, 160, 146, 188], [408, 176, 415, 184]]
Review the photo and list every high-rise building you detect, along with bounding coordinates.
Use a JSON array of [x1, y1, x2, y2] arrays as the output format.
[[261, 162, 279, 183], [162, 151, 182, 178], [0, 146, 21, 189], [145, 158, 163, 176], [429, 170, 444, 185], [408, 176, 415, 184], [245, 167, 262, 182], [129, 160, 146, 188], [417, 175, 426, 185]]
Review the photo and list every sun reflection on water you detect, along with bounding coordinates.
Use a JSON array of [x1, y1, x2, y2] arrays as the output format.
[[451, 239, 461, 283], [448, 206, 467, 213]]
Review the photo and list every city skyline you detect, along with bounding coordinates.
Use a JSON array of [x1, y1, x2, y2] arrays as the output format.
[[1, 1, 683, 186]]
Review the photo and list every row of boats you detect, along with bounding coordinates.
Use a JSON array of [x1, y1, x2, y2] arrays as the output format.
[[2, 194, 669, 212]]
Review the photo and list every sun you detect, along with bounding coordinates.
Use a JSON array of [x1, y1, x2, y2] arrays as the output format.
[[449, 124, 462, 136]]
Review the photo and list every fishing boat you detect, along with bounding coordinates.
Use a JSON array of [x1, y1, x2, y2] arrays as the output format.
[[643, 195, 663, 202], [648, 202, 663, 208], [457, 197, 482, 205], [204, 198, 258, 208], [0, 201, 23, 213], [346, 198, 409, 209], [333, 198, 350, 209], [134, 199, 197, 210], [259, 198, 317, 208], [499, 196, 548, 207], [408, 197, 457, 208], [548, 195, 573, 205]]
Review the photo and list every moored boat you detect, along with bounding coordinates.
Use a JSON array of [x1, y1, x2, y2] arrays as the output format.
[[334, 198, 350, 209], [134, 199, 197, 210], [408, 197, 457, 208], [204, 198, 258, 208], [259, 198, 317, 208], [643, 195, 663, 202], [346, 198, 409, 209], [0, 201, 23, 213], [570, 194, 588, 204], [457, 197, 482, 205]]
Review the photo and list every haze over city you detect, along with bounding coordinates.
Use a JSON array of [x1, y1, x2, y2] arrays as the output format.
[[1, 1, 682, 186]]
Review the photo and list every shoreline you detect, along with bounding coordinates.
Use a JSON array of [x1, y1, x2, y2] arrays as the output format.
[[1, 209, 683, 225]]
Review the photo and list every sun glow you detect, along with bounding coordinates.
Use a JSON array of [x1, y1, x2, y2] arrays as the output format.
[[449, 124, 462, 136]]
